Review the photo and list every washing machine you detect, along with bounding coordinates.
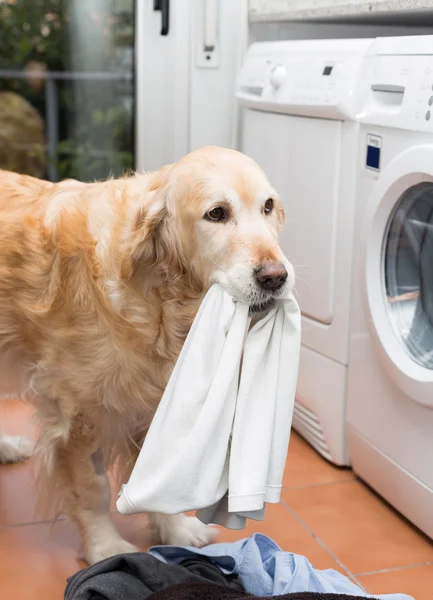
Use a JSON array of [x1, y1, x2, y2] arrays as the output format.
[[237, 39, 373, 465], [347, 35, 433, 538]]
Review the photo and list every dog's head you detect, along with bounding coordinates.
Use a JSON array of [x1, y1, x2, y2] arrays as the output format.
[[125, 146, 294, 312]]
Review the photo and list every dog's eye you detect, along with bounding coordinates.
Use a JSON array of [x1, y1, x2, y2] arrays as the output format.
[[264, 198, 274, 215], [205, 207, 226, 222]]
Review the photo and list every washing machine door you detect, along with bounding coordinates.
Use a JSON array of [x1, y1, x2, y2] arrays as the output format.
[[365, 146, 433, 407]]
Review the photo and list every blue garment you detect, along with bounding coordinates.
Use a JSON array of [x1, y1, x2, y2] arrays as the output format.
[[149, 533, 412, 599]]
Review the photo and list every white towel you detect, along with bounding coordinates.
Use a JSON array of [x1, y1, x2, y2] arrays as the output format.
[[117, 284, 301, 529]]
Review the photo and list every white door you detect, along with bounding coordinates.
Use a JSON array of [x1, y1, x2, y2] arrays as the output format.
[[137, 0, 247, 172], [136, 0, 191, 172], [364, 146, 433, 406]]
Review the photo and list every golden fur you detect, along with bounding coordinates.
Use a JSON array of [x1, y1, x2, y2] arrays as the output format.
[[0, 146, 293, 564]]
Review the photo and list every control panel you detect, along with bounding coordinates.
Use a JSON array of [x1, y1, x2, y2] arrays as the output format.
[[236, 39, 373, 121], [360, 53, 433, 133]]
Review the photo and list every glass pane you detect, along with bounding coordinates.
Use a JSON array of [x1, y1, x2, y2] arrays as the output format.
[[384, 183, 433, 369], [0, 0, 134, 182]]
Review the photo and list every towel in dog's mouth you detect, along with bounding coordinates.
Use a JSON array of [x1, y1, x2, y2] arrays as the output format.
[[249, 297, 277, 314]]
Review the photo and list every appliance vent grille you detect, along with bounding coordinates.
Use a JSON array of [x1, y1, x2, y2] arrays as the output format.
[[292, 401, 332, 462]]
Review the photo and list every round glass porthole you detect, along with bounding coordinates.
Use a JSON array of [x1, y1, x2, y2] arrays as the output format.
[[384, 183, 433, 369]]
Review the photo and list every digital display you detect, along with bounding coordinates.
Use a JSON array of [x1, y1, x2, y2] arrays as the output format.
[[323, 65, 333, 76]]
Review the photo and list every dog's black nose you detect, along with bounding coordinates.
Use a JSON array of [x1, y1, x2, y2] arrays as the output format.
[[255, 263, 288, 291]]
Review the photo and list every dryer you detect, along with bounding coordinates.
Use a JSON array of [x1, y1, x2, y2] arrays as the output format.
[[237, 39, 373, 465], [347, 35, 433, 538]]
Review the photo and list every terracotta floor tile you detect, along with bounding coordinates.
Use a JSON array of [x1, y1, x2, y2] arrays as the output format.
[[0, 398, 59, 525], [2, 397, 430, 600], [358, 564, 433, 600], [283, 481, 433, 574], [0, 397, 48, 526], [0, 522, 84, 600], [0, 514, 152, 599], [217, 502, 343, 572], [0, 398, 36, 439], [0, 402, 125, 523], [283, 432, 355, 489], [112, 511, 152, 550], [0, 458, 44, 526]]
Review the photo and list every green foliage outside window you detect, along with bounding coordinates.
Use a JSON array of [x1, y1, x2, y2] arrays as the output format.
[[0, 0, 135, 181]]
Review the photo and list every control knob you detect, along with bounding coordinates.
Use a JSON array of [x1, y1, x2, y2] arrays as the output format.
[[270, 64, 287, 90]]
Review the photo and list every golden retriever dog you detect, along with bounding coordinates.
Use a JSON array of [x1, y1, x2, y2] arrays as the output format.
[[0, 146, 294, 564]]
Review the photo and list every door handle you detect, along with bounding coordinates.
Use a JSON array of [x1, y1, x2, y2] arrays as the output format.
[[196, 0, 219, 68], [204, 0, 217, 52], [153, 0, 169, 36]]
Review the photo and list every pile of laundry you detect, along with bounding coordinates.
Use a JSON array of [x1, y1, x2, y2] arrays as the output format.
[[65, 534, 413, 600]]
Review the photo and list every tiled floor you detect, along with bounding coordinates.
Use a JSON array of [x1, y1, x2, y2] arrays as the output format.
[[1, 399, 432, 599]]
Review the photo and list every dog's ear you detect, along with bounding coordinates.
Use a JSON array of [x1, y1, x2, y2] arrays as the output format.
[[120, 166, 188, 281], [120, 188, 167, 281]]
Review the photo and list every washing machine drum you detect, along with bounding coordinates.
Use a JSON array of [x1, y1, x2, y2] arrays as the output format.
[[384, 182, 433, 369]]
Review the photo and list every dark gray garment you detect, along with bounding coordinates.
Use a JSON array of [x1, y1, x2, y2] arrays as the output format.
[[65, 553, 242, 600], [149, 582, 379, 600]]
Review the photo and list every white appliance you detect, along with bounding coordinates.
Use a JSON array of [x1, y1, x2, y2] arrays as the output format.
[[237, 38, 373, 465], [347, 35, 433, 538]]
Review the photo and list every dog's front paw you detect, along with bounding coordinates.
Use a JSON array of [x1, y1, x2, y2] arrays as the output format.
[[0, 434, 33, 464], [151, 513, 218, 548], [85, 538, 139, 565]]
